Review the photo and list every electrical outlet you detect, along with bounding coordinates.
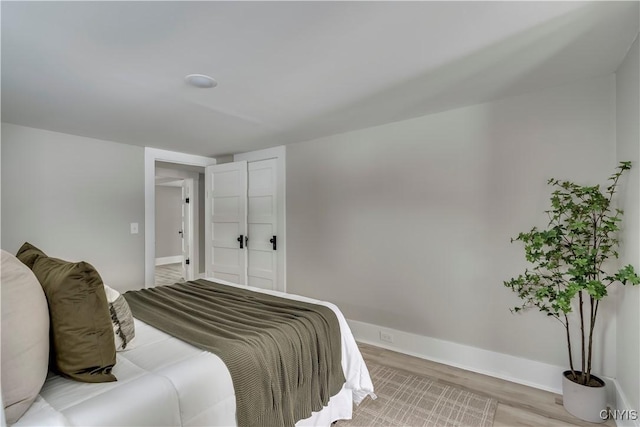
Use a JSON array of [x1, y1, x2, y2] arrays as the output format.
[[380, 331, 394, 343]]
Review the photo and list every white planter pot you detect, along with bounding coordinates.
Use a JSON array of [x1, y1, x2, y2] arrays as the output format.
[[562, 371, 607, 423]]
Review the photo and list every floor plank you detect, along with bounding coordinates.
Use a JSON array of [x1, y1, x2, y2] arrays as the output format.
[[357, 343, 615, 426], [155, 263, 184, 287]]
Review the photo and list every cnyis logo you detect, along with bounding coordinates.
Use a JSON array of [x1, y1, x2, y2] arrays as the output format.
[[600, 409, 639, 421]]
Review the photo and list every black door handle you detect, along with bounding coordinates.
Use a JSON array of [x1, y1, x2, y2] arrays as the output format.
[[270, 236, 277, 251], [237, 235, 244, 249]]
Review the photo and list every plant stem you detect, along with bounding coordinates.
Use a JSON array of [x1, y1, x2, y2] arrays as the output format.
[[587, 204, 599, 385], [579, 290, 586, 384], [565, 313, 576, 377], [587, 299, 599, 385]]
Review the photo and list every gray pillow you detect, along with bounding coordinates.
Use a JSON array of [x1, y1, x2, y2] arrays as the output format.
[[104, 285, 136, 351], [1, 250, 50, 424]]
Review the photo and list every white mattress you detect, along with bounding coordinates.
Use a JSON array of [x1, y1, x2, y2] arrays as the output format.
[[14, 280, 375, 427]]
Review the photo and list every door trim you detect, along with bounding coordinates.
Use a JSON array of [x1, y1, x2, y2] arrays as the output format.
[[234, 146, 286, 292], [182, 178, 195, 281], [144, 147, 217, 288]]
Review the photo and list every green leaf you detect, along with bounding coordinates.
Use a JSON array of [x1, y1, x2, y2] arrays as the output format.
[[586, 280, 607, 300], [615, 265, 640, 286]]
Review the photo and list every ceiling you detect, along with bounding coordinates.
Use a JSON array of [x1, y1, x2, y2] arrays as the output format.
[[2, 1, 638, 157]]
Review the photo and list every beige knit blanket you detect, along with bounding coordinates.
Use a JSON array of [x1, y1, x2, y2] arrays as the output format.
[[124, 280, 345, 427]]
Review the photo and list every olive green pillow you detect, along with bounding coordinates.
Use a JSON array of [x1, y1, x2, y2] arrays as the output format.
[[16, 242, 47, 270], [32, 257, 116, 383]]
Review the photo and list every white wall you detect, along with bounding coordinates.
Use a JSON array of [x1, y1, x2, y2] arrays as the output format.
[[1, 123, 145, 292], [287, 75, 618, 376], [155, 185, 183, 259], [615, 35, 640, 418]]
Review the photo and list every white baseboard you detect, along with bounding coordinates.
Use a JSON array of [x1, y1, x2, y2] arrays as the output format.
[[348, 319, 566, 394], [347, 319, 636, 423], [155, 256, 182, 266], [611, 378, 640, 427]]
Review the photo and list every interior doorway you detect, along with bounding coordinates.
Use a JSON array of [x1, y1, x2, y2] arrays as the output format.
[[144, 148, 217, 288], [155, 164, 202, 285], [154, 177, 195, 285]]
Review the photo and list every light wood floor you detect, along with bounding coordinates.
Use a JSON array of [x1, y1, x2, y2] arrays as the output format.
[[358, 343, 615, 427], [155, 263, 185, 287]]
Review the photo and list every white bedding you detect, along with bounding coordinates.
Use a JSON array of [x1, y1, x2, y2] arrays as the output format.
[[15, 280, 374, 427]]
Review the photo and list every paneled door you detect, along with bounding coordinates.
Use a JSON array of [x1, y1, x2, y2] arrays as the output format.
[[247, 159, 278, 290], [204, 161, 248, 284]]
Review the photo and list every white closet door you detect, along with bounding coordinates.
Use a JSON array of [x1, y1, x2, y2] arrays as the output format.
[[247, 159, 278, 290], [204, 161, 248, 284]]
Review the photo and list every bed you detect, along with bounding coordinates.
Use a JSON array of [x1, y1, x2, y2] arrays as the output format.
[[11, 278, 375, 427]]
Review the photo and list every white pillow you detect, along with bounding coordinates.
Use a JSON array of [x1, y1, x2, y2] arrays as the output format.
[[104, 285, 136, 351], [1, 250, 50, 424]]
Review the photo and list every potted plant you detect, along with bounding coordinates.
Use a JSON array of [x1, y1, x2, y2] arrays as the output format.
[[504, 161, 640, 423]]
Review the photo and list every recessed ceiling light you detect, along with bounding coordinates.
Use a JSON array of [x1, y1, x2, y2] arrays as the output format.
[[185, 74, 217, 89]]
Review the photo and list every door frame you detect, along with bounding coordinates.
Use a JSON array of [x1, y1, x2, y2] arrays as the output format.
[[144, 147, 217, 287], [234, 145, 286, 292], [181, 178, 195, 281]]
